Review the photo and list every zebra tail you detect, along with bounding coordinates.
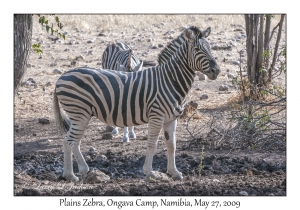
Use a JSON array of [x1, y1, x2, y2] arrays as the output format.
[[53, 90, 70, 133]]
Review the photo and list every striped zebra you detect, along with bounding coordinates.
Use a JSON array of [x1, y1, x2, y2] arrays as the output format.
[[102, 42, 143, 142], [53, 27, 220, 182]]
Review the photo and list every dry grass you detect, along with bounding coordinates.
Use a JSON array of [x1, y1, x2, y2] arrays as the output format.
[[33, 14, 284, 34], [33, 15, 246, 33]]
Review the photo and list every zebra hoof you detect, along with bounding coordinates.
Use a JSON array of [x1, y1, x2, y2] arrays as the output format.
[[63, 173, 79, 182], [172, 172, 183, 181], [111, 130, 119, 135], [123, 137, 130, 143], [129, 133, 136, 139]]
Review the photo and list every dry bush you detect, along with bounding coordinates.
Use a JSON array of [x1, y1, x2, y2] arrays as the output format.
[[180, 101, 199, 119]]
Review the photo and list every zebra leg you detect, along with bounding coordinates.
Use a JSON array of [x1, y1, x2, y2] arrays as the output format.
[[123, 127, 130, 143], [163, 119, 183, 180], [63, 120, 90, 181], [62, 137, 78, 182], [129, 126, 136, 139], [111, 126, 119, 135], [142, 120, 163, 175]]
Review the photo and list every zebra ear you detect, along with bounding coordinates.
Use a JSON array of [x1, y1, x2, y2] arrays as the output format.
[[203, 27, 211, 38], [133, 61, 143, 72], [127, 49, 132, 70], [117, 64, 128, 72], [184, 29, 196, 41]]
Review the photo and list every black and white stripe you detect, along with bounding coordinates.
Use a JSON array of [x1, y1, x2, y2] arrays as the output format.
[[158, 26, 212, 65], [102, 42, 143, 72], [53, 27, 220, 182], [102, 42, 143, 142]]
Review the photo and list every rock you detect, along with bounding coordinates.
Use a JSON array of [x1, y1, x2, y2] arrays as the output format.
[[84, 169, 110, 183], [96, 155, 109, 166], [89, 147, 98, 156], [211, 45, 232, 51], [102, 133, 113, 140], [145, 171, 171, 183], [87, 39, 95, 43], [47, 35, 59, 42], [199, 73, 207, 81], [75, 55, 85, 61], [14, 124, 19, 132], [229, 60, 240, 66], [238, 191, 249, 196], [98, 33, 106, 37], [227, 73, 236, 79], [229, 41, 236, 46], [219, 84, 229, 91], [234, 28, 243, 32], [95, 127, 104, 131], [45, 82, 52, 87], [38, 171, 58, 181], [68, 40, 76, 45], [158, 44, 164, 48], [53, 69, 62, 74], [21, 78, 36, 87], [64, 48, 69, 52], [38, 118, 50, 125], [200, 94, 208, 100], [71, 60, 77, 66], [151, 45, 158, 49], [96, 62, 102, 65], [106, 126, 114, 132], [50, 62, 57, 67]]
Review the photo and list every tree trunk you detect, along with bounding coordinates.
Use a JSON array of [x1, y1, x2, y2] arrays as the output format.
[[269, 14, 285, 82], [257, 15, 264, 87], [14, 14, 33, 93]]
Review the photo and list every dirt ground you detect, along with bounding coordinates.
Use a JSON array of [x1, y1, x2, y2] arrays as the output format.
[[14, 15, 286, 196]]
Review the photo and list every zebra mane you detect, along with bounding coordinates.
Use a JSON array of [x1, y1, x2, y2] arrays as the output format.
[[157, 26, 203, 65]]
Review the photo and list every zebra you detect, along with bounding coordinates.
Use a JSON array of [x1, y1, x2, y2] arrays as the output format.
[[53, 26, 220, 182], [102, 42, 143, 142], [102, 42, 143, 72]]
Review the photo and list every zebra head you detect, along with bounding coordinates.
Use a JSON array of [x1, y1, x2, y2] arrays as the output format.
[[184, 27, 220, 80], [117, 49, 144, 72]]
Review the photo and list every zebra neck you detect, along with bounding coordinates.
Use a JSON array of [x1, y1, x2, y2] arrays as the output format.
[[159, 45, 196, 105]]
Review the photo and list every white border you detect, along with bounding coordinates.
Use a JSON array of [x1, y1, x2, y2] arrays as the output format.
[[4, 1, 297, 209]]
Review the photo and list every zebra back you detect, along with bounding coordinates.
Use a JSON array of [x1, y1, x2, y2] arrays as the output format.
[[102, 42, 143, 72], [157, 26, 211, 65]]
